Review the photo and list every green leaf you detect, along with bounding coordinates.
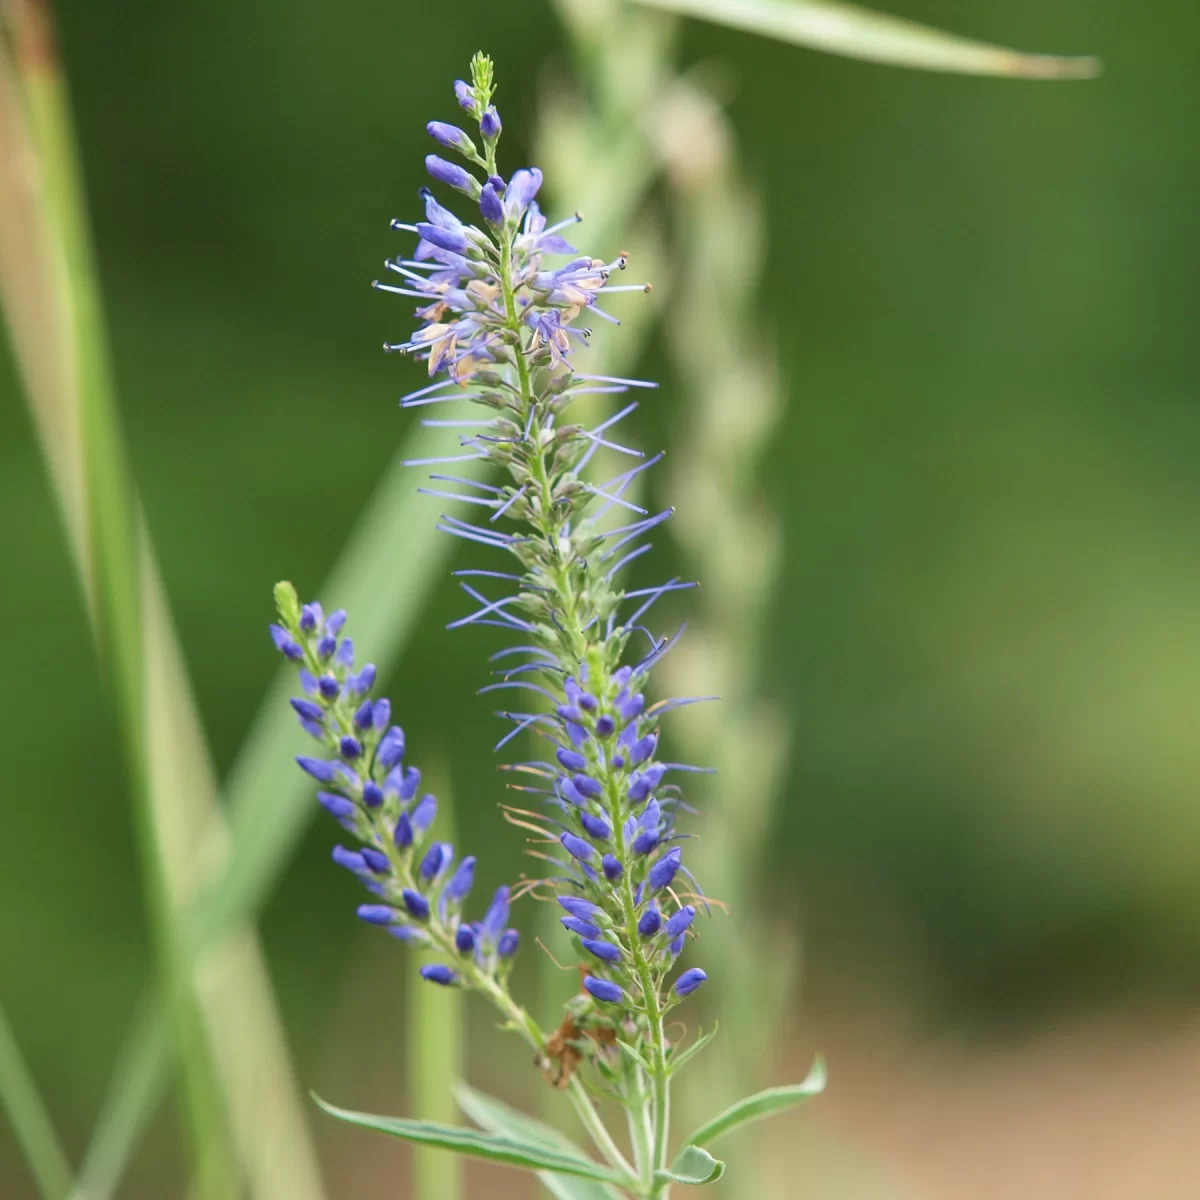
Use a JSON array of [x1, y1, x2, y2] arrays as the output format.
[[627, 0, 1099, 79], [684, 1056, 827, 1149], [654, 1145, 726, 1186], [454, 1084, 625, 1200], [665, 1023, 717, 1078], [615, 1039, 653, 1074], [313, 1095, 632, 1187]]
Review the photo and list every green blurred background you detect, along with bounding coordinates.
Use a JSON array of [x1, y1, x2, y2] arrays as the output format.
[[3, 0, 1199, 1195]]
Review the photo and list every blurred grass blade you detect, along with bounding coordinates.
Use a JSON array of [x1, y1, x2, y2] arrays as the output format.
[[628, 0, 1099, 78], [684, 1057, 827, 1148], [408, 766, 463, 1200], [455, 1084, 624, 1200], [71, 997, 167, 1200], [0, 1003, 74, 1200], [313, 1097, 631, 1184], [0, 5, 325, 1198]]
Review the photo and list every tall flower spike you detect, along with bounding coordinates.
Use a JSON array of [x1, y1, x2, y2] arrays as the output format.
[[268, 581, 518, 989], [380, 55, 711, 1071]]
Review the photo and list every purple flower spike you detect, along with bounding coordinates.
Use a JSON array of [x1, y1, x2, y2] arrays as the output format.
[[583, 976, 624, 1004], [674, 967, 707, 997]]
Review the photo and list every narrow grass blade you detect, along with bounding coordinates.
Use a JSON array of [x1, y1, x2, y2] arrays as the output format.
[[408, 766, 463, 1200], [455, 1084, 624, 1200], [683, 1057, 827, 1149], [0, 1003, 74, 1200], [629, 0, 1099, 78], [312, 1097, 632, 1185]]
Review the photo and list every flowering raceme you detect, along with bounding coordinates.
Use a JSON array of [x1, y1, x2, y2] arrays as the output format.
[[269, 52, 823, 1197]]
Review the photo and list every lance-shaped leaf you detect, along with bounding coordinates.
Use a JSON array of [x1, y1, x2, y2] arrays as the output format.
[[629, 0, 1099, 79], [312, 1096, 633, 1187], [654, 1145, 726, 1186], [454, 1084, 624, 1200], [665, 1023, 718, 1078], [684, 1055, 827, 1148]]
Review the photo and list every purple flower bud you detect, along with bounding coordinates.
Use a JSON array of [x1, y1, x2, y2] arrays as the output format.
[[394, 812, 413, 849], [561, 916, 601, 939], [332, 846, 365, 873], [297, 756, 336, 783], [674, 967, 707, 997], [579, 812, 611, 840], [427, 120, 469, 149], [362, 781, 384, 809], [648, 847, 682, 891], [326, 610, 348, 636], [270, 624, 304, 661], [416, 219, 469, 255], [376, 727, 406, 771], [316, 635, 336, 659], [565, 721, 587, 747], [561, 832, 594, 862], [357, 904, 395, 926], [291, 698, 323, 723], [578, 691, 598, 713], [487, 173, 505, 193], [444, 855, 477, 903], [557, 704, 583, 724], [412, 793, 438, 832], [402, 889, 430, 920], [628, 763, 666, 805], [632, 831, 659, 856], [504, 167, 543, 220], [482, 886, 510, 939], [372, 698, 391, 730], [318, 792, 356, 821], [670, 935, 686, 957], [573, 774, 603, 800], [560, 778, 585, 806], [352, 701, 373, 730], [602, 854, 623, 882], [665, 906, 695, 939], [556, 747, 587, 772], [479, 182, 504, 226], [361, 847, 390, 874], [638, 905, 662, 938], [424, 156, 476, 195], [558, 896, 600, 921], [618, 692, 645, 722], [584, 976, 624, 1004], [339, 735, 362, 760], [336, 638, 355, 668], [582, 938, 621, 963], [497, 929, 520, 958], [480, 106, 501, 139], [454, 79, 475, 111], [318, 673, 339, 699], [397, 766, 421, 801], [350, 664, 376, 695], [299, 669, 318, 696], [299, 603, 322, 632], [630, 732, 658, 767], [595, 714, 616, 738], [420, 964, 457, 986], [419, 842, 453, 882], [455, 925, 476, 953], [389, 925, 426, 944]]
